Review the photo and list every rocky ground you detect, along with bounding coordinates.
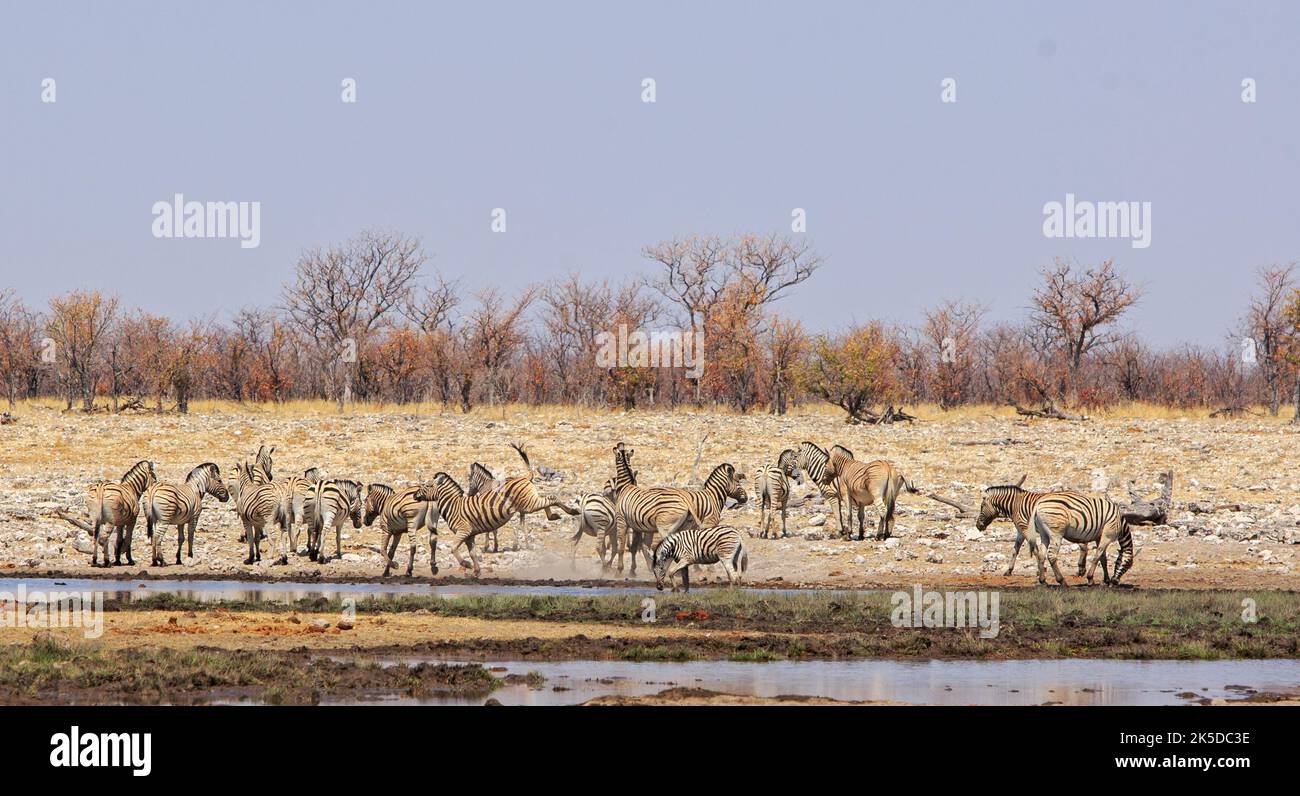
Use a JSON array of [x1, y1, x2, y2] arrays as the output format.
[[1, 401, 1298, 590]]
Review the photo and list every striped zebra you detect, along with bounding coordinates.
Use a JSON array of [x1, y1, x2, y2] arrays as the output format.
[[1016, 491, 1135, 585], [307, 478, 363, 563], [143, 462, 230, 566], [252, 445, 274, 482], [626, 462, 747, 568], [428, 469, 580, 578], [273, 468, 321, 555], [651, 525, 748, 592], [609, 443, 700, 575], [85, 460, 156, 567], [363, 483, 437, 577], [755, 449, 802, 538], [975, 478, 1108, 580], [824, 444, 917, 541], [465, 444, 564, 552], [793, 442, 846, 534], [230, 461, 289, 565], [569, 479, 617, 570]]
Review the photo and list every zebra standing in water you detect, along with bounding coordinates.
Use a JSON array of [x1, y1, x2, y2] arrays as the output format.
[[755, 449, 802, 538], [823, 444, 916, 541], [975, 477, 1107, 580], [230, 461, 288, 565], [307, 478, 363, 563], [428, 469, 580, 578], [794, 442, 846, 534], [86, 460, 156, 567], [143, 462, 230, 566], [1022, 492, 1135, 585], [651, 525, 748, 592], [625, 462, 747, 569], [569, 478, 618, 570], [609, 444, 699, 575], [364, 483, 437, 577]]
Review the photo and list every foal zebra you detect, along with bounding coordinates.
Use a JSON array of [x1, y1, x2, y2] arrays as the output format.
[[143, 462, 230, 566], [755, 449, 802, 538], [651, 525, 748, 592], [363, 484, 437, 577], [307, 478, 363, 563], [824, 444, 916, 541], [231, 461, 288, 565], [86, 460, 156, 567], [1017, 491, 1135, 585], [609, 443, 699, 575], [975, 479, 1108, 581]]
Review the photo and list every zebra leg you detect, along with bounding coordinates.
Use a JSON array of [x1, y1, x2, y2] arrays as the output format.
[[1086, 538, 1112, 585], [427, 527, 439, 576], [405, 532, 417, 577], [465, 536, 483, 578], [1027, 514, 1050, 585], [780, 498, 789, 537], [856, 503, 866, 541], [382, 533, 399, 576], [173, 524, 185, 565], [335, 519, 345, 562], [112, 527, 124, 566], [243, 521, 257, 565], [1077, 544, 1089, 577], [1004, 531, 1025, 576], [1039, 522, 1067, 586]]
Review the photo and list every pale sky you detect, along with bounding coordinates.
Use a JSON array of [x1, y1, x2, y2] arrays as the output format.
[[2, 1, 1297, 347]]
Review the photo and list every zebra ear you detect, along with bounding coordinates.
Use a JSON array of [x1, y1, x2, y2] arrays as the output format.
[[1016, 474, 1026, 487]]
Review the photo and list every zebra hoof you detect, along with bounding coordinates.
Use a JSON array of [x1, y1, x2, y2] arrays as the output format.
[[243, 557, 255, 565]]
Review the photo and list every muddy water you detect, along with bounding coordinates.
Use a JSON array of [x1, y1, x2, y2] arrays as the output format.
[[0, 577, 834, 603], [330, 658, 1300, 706]]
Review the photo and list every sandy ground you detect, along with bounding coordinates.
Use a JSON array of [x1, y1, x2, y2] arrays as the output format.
[[1, 402, 1298, 590]]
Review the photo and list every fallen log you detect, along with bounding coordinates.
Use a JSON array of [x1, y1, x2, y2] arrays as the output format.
[[925, 492, 973, 517], [1122, 471, 1173, 526], [52, 509, 94, 534], [1012, 402, 1087, 421]]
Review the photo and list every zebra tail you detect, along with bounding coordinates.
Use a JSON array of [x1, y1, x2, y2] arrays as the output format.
[[510, 442, 535, 480]]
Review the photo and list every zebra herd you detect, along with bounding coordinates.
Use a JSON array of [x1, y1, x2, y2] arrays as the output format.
[[78, 438, 1139, 591]]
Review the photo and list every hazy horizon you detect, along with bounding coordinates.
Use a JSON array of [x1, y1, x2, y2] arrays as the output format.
[[2, 1, 1298, 348]]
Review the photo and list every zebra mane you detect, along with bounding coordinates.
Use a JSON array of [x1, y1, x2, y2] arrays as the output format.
[[831, 444, 855, 460], [186, 462, 219, 485], [302, 467, 322, 482], [704, 462, 735, 485], [367, 483, 393, 498], [799, 441, 828, 459], [435, 472, 465, 497], [121, 460, 153, 483]]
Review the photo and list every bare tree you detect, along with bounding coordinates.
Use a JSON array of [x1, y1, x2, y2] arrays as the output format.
[[923, 299, 986, 409], [283, 230, 426, 410], [466, 285, 539, 410], [1030, 258, 1141, 404], [46, 290, 119, 412], [0, 290, 40, 408], [1240, 264, 1295, 416]]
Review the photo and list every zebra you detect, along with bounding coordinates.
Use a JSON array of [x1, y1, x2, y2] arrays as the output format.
[[625, 462, 747, 569], [143, 462, 230, 566], [609, 443, 700, 576], [974, 477, 1108, 580], [755, 448, 802, 538], [273, 468, 321, 555], [1017, 491, 1135, 585], [428, 469, 580, 578], [307, 478, 363, 563], [823, 444, 917, 541], [252, 444, 274, 482], [651, 525, 748, 592], [363, 483, 437, 577], [466, 443, 564, 552], [85, 460, 156, 567], [569, 479, 618, 570], [230, 461, 289, 565], [793, 442, 846, 534]]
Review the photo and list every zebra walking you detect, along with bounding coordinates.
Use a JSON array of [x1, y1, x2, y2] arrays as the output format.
[[85, 460, 156, 567], [651, 525, 748, 592], [1021, 492, 1135, 585], [608, 444, 699, 575], [974, 478, 1107, 580], [307, 478, 363, 563], [824, 444, 916, 540], [755, 449, 802, 538], [569, 479, 617, 570], [363, 483, 437, 577], [230, 461, 289, 565], [143, 462, 230, 566]]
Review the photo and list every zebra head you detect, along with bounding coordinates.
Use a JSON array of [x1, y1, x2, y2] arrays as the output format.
[[191, 462, 230, 503], [363, 484, 393, 526], [975, 475, 1027, 531], [466, 462, 496, 497], [708, 463, 747, 506], [599, 477, 617, 500], [651, 535, 676, 591], [302, 467, 322, 483], [253, 445, 274, 482], [335, 480, 364, 528], [777, 449, 803, 485]]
